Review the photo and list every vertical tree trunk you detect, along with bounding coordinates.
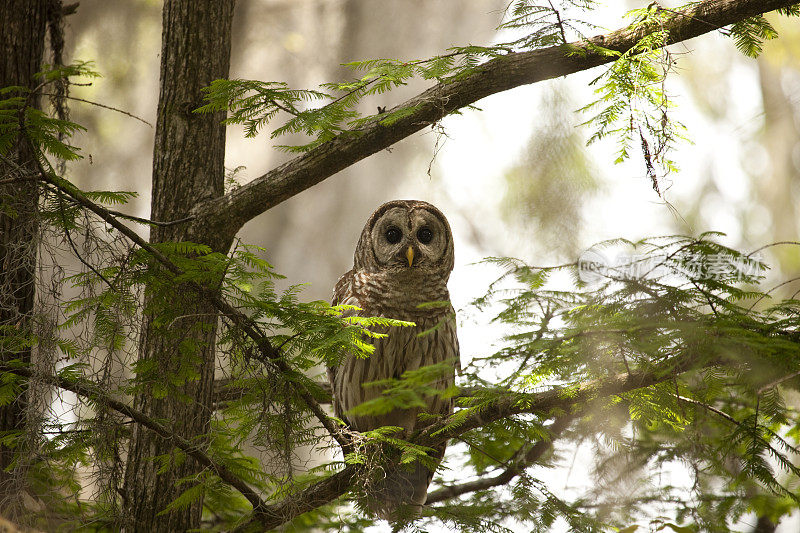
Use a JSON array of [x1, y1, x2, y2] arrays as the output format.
[[121, 1, 235, 531], [0, 0, 49, 502], [756, 58, 800, 272]]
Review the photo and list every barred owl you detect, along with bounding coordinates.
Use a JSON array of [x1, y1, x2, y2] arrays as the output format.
[[328, 200, 459, 521]]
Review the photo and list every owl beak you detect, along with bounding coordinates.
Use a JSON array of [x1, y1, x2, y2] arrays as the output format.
[[405, 246, 414, 267]]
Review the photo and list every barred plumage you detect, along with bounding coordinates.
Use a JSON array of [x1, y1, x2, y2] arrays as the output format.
[[328, 200, 459, 521]]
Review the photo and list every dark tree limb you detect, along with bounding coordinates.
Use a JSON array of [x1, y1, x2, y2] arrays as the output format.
[[231, 465, 361, 532], [195, 0, 799, 239]]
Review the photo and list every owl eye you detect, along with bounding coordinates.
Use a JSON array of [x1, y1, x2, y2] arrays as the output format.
[[385, 226, 402, 244], [417, 227, 433, 244]]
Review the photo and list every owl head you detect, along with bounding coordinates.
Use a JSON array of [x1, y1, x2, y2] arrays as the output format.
[[353, 200, 454, 278]]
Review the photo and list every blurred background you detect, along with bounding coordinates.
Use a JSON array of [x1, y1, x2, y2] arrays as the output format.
[[58, 0, 800, 530]]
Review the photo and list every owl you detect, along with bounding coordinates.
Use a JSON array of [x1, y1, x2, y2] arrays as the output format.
[[328, 200, 460, 521]]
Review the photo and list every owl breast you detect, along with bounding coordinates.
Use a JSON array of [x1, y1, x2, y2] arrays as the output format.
[[330, 269, 459, 433]]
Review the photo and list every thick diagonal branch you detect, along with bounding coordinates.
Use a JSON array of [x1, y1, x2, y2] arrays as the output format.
[[196, 0, 797, 238], [232, 465, 360, 532]]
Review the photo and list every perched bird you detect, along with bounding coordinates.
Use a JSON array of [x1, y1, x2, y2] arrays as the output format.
[[328, 200, 459, 521]]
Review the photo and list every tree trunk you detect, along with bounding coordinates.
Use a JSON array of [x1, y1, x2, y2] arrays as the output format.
[[756, 57, 800, 273], [121, 1, 235, 531], [0, 0, 49, 503]]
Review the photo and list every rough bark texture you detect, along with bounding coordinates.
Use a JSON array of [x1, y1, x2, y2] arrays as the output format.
[[756, 57, 800, 268], [194, 0, 800, 242], [120, 1, 235, 531], [0, 0, 49, 502]]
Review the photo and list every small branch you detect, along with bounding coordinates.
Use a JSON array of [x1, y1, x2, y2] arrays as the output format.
[[105, 208, 194, 227], [547, 0, 568, 44], [1, 364, 270, 513], [39, 92, 153, 126], [758, 370, 800, 394], [426, 414, 574, 504], [416, 352, 712, 450], [0, 174, 39, 186], [270, 99, 301, 117], [232, 464, 360, 532], [55, 192, 116, 290]]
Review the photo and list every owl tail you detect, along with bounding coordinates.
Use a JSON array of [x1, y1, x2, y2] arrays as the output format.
[[364, 459, 431, 523], [361, 442, 446, 525]]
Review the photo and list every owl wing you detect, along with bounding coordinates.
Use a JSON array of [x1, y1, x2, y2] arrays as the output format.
[[328, 269, 360, 421], [331, 269, 358, 309]]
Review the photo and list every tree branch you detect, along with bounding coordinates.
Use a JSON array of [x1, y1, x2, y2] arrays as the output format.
[[416, 352, 711, 449], [425, 414, 574, 504], [232, 465, 360, 532], [33, 167, 350, 450], [195, 0, 797, 237], [0, 364, 270, 514]]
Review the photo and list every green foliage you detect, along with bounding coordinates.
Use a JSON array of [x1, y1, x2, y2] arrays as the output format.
[[7, 151, 800, 533], [447, 234, 800, 531], [0, 61, 98, 165], [347, 361, 459, 418], [579, 5, 687, 192], [194, 1, 599, 153], [728, 15, 779, 58], [499, 0, 597, 48]]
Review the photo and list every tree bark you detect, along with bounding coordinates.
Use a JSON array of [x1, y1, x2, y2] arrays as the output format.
[[0, 0, 50, 503], [120, 1, 235, 531]]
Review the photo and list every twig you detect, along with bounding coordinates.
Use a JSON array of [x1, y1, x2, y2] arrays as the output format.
[[547, 0, 568, 44], [105, 208, 194, 227], [0, 174, 39, 186], [758, 370, 800, 394], [55, 192, 116, 290], [270, 99, 301, 117], [232, 464, 360, 532], [40, 92, 153, 126]]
